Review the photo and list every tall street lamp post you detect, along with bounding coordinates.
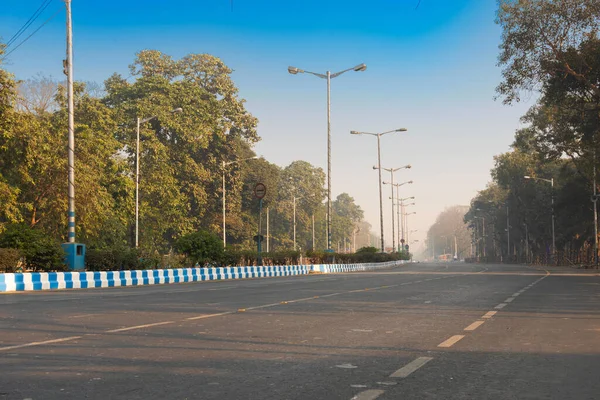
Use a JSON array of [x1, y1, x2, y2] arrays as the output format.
[[288, 63, 366, 252], [136, 107, 183, 248], [292, 194, 304, 251], [381, 165, 411, 252], [222, 156, 258, 247], [524, 175, 556, 261], [351, 129, 408, 252], [397, 195, 414, 250]]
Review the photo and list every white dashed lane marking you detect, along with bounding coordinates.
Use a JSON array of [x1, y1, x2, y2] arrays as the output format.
[[495, 303, 507, 309], [438, 335, 465, 348], [351, 389, 385, 400], [106, 321, 174, 333], [0, 336, 82, 352], [464, 320, 485, 331], [389, 357, 434, 378], [482, 311, 497, 319]]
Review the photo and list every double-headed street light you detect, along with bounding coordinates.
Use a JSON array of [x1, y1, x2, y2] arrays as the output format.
[[397, 195, 415, 250], [381, 165, 411, 252], [288, 63, 366, 252], [135, 107, 183, 248], [351, 128, 408, 252], [222, 156, 258, 247], [405, 212, 417, 246], [524, 175, 556, 261]]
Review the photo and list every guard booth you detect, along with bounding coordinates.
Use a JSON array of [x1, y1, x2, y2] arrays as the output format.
[[62, 243, 86, 270]]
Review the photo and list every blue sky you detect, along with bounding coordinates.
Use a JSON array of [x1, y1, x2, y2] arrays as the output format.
[[1, 0, 533, 254]]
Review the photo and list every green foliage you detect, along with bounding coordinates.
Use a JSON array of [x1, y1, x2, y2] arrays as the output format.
[[356, 246, 378, 254], [0, 224, 65, 271], [0, 248, 22, 272], [0, 46, 379, 261], [85, 247, 163, 271], [175, 230, 224, 267]]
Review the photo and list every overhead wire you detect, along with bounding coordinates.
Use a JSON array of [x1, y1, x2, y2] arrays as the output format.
[[5, 0, 54, 49], [1, 8, 62, 61]]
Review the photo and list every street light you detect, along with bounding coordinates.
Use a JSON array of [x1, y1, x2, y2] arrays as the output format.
[[397, 195, 414, 250], [351, 128, 409, 251], [292, 194, 304, 251], [135, 107, 183, 248], [381, 165, 411, 252], [222, 156, 258, 247], [288, 63, 366, 252], [524, 175, 556, 261], [405, 212, 416, 245]]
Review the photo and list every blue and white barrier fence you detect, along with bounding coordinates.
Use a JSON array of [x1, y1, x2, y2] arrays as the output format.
[[0, 261, 404, 293]]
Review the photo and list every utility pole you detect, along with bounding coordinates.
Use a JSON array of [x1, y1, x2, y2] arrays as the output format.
[[312, 214, 315, 251], [65, 0, 75, 244], [266, 207, 270, 253]]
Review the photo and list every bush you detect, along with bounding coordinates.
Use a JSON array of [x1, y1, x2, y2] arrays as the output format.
[[356, 246, 378, 254], [0, 248, 22, 272], [85, 246, 162, 271], [0, 224, 65, 271], [175, 230, 224, 267]]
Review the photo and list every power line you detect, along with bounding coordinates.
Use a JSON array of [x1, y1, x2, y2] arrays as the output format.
[[1, 8, 62, 61], [6, 0, 54, 49]]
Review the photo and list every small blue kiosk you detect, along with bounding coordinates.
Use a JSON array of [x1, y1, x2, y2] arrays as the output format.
[[62, 243, 86, 271]]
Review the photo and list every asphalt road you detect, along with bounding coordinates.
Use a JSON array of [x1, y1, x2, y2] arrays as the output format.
[[1, 262, 600, 400]]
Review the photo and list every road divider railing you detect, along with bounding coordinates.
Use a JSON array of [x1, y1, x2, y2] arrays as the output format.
[[0, 260, 405, 292]]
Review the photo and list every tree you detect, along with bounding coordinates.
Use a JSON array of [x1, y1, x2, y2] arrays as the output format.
[[427, 205, 471, 260], [104, 50, 259, 251], [496, 0, 600, 104], [174, 230, 224, 267]]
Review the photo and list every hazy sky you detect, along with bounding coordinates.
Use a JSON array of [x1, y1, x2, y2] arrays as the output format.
[[1, 0, 534, 253]]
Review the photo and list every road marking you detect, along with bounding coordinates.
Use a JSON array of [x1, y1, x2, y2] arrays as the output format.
[[438, 335, 465, 348], [106, 321, 174, 333], [351, 329, 373, 332], [320, 292, 342, 298], [337, 363, 358, 369], [351, 389, 385, 400], [185, 312, 233, 320], [246, 303, 281, 310], [351, 385, 368, 388], [505, 297, 515, 303], [69, 313, 98, 319], [0, 336, 82, 352], [389, 357, 433, 378], [495, 303, 507, 309], [464, 320, 485, 331], [482, 311, 497, 319], [424, 300, 432, 304], [512, 292, 520, 297]]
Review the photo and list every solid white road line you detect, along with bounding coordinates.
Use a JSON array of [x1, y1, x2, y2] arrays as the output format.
[[106, 321, 174, 333], [464, 320, 485, 331], [438, 335, 465, 348], [351, 389, 385, 400], [482, 311, 497, 319], [389, 357, 433, 378], [0, 336, 82, 352], [495, 303, 507, 309]]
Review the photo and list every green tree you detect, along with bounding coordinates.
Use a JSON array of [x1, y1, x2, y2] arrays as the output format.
[[175, 230, 224, 267]]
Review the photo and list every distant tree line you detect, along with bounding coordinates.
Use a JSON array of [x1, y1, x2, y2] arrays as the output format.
[[466, 0, 600, 265]]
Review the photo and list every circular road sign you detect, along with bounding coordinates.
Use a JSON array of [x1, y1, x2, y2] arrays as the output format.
[[254, 183, 266, 199]]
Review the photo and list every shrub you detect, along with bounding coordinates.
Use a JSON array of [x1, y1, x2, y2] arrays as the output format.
[[0, 224, 65, 271], [0, 248, 22, 272], [175, 230, 224, 267]]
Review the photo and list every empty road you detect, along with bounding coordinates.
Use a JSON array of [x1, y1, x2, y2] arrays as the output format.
[[1, 262, 599, 399]]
